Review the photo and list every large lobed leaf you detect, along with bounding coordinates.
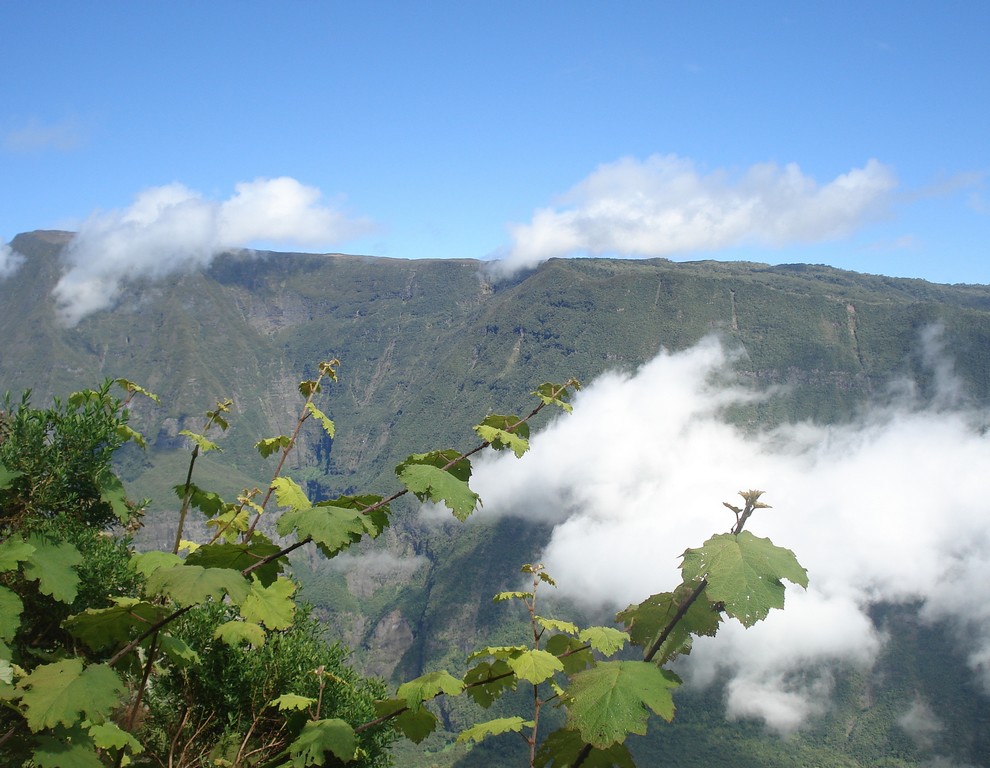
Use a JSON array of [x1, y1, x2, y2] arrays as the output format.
[[578, 626, 629, 657], [0, 536, 35, 571], [32, 735, 103, 768], [565, 661, 679, 749], [276, 505, 366, 558], [463, 659, 517, 708], [616, 582, 720, 663], [457, 716, 533, 744], [474, 413, 530, 458], [288, 718, 356, 766], [535, 728, 636, 768], [16, 659, 125, 731], [680, 531, 808, 627], [214, 620, 266, 647], [22, 537, 83, 604], [0, 587, 24, 643], [507, 649, 563, 685], [64, 597, 168, 651], [145, 564, 249, 607], [396, 670, 464, 711], [239, 575, 296, 630], [185, 539, 284, 586], [271, 476, 311, 512], [373, 698, 438, 743], [395, 450, 480, 521]]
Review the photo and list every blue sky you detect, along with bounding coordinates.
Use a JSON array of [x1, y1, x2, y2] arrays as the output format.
[[3, 1, 989, 307]]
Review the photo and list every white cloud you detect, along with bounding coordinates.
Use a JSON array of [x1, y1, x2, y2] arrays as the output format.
[[465, 332, 990, 732], [2, 115, 86, 153], [0, 241, 24, 279], [52, 178, 373, 325], [496, 155, 897, 274], [898, 698, 942, 749]]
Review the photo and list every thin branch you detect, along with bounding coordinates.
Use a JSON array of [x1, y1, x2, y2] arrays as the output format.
[[244, 381, 579, 577], [107, 605, 193, 667]]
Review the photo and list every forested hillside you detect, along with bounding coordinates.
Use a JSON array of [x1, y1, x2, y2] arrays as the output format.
[[4, 229, 990, 766]]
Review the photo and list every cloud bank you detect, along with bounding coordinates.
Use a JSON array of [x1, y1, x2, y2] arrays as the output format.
[[468, 333, 990, 732], [53, 177, 373, 325], [0, 241, 24, 279], [497, 155, 897, 274]]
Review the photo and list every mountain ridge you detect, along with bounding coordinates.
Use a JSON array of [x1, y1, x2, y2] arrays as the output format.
[[4, 229, 990, 766]]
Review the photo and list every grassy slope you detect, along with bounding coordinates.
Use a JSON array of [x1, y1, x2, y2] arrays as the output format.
[[4, 232, 990, 765]]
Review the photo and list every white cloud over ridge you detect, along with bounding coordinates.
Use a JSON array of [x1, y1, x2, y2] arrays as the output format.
[[0, 241, 24, 278], [497, 155, 897, 274], [467, 333, 990, 732], [53, 178, 373, 325]]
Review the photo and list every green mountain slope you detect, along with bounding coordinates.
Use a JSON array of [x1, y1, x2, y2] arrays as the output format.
[[3, 230, 990, 766]]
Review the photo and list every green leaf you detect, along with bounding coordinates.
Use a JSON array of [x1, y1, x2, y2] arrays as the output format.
[[394, 707, 438, 744], [534, 728, 636, 768], [114, 378, 160, 403], [206, 399, 232, 431], [23, 537, 83, 603], [288, 718, 356, 766], [306, 402, 336, 438], [185, 540, 284, 586], [98, 472, 132, 524], [0, 658, 14, 700], [240, 576, 296, 630], [17, 659, 126, 731], [256, 435, 292, 458], [179, 429, 221, 453], [458, 716, 534, 744], [276, 505, 367, 558], [532, 381, 580, 413], [375, 698, 437, 744], [157, 633, 200, 667], [130, 550, 183, 578], [89, 721, 144, 753], [0, 586, 23, 642], [145, 564, 249, 607], [64, 598, 168, 651], [271, 476, 311, 512], [32, 735, 103, 768], [214, 620, 266, 647], [474, 414, 530, 457], [566, 661, 679, 748], [494, 591, 533, 603], [463, 659, 517, 708], [508, 649, 564, 685], [298, 379, 322, 397], [205, 506, 252, 542], [578, 626, 629, 657], [396, 450, 480, 521], [397, 670, 464, 711], [537, 616, 578, 635], [116, 423, 147, 449], [0, 536, 34, 571], [174, 482, 226, 516], [326, 494, 390, 538], [616, 583, 720, 663], [276, 494, 390, 557], [270, 693, 316, 712], [546, 634, 596, 676], [468, 644, 528, 662], [0, 462, 23, 490], [681, 531, 809, 627]]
